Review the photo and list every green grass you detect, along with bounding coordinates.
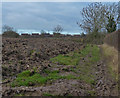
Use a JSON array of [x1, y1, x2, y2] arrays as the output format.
[[108, 65, 117, 79], [75, 63, 95, 84], [11, 73, 47, 87], [89, 45, 100, 63], [50, 54, 79, 65], [78, 74, 95, 84], [30, 50, 35, 55], [50, 44, 100, 85], [17, 70, 31, 77], [63, 74, 78, 80], [50, 44, 100, 66], [11, 70, 59, 87], [11, 69, 78, 87]]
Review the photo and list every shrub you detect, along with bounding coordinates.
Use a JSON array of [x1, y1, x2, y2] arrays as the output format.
[[2, 31, 19, 38], [83, 33, 105, 45]]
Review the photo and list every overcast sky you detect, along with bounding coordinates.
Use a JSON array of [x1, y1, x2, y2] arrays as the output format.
[[2, 2, 92, 34]]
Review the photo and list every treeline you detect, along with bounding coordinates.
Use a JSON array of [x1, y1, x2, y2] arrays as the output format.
[[2, 25, 64, 38], [2, 25, 84, 38], [77, 2, 118, 44], [77, 2, 118, 34]]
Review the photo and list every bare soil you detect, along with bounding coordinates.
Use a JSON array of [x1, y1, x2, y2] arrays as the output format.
[[1, 37, 118, 96]]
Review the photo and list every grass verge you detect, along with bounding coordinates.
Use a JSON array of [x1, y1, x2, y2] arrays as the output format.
[[100, 44, 118, 80]]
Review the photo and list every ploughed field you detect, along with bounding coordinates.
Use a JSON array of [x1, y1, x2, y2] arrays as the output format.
[[2, 37, 118, 96]]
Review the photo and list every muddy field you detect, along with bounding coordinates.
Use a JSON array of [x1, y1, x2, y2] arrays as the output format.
[[2, 37, 118, 96], [2, 37, 83, 78]]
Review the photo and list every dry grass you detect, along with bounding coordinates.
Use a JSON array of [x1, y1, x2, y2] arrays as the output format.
[[101, 43, 118, 80]]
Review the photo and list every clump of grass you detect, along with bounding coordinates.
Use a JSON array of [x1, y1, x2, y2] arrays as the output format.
[[17, 70, 31, 77], [50, 44, 100, 66], [50, 54, 79, 65], [64, 74, 78, 80], [73, 62, 96, 85], [78, 74, 95, 85], [46, 70, 64, 80], [11, 72, 47, 87], [30, 50, 35, 55], [11, 70, 58, 87], [80, 44, 91, 57], [89, 45, 100, 63], [11, 69, 77, 87]]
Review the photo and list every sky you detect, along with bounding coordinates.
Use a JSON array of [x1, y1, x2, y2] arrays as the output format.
[[2, 2, 118, 35], [2, 2, 91, 35]]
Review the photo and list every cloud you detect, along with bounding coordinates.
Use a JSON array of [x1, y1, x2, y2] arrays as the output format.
[[2, 2, 90, 34]]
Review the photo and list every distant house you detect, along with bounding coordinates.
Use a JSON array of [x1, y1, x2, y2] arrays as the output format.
[[32, 33, 40, 37], [53, 32, 60, 35], [53, 32, 65, 37], [74, 35, 81, 37], [21, 33, 29, 35], [41, 33, 52, 37], [21, 33, 30, 38], [65, 34, 72, 37]]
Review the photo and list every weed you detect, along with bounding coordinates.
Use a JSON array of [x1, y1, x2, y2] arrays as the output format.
[[30, 50, 35, 55]]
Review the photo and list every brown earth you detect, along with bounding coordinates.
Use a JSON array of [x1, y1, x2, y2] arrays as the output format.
[[1, 37, 118, 96], [2, 37, 83, 79]]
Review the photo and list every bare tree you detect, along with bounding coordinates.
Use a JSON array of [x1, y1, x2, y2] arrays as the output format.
[[2, 25, 14, 33], [53, 25, 63, 33], [41, 30, 46, 34], [77, 2, 118, 34], [2, 25, 19, 38]]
